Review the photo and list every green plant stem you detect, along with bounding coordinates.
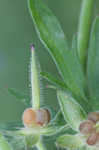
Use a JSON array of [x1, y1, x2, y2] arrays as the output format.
[[36, 140, 46, 150], [78, 0, 94, 67]]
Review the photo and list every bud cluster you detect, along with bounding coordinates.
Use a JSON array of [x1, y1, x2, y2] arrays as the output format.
[[79, 112, 99, 146]]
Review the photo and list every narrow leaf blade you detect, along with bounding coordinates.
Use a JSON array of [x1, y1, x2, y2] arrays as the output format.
[[0, 122, 23, 131], [28, 0, 86, 102], [8, 88, 30, 106], [40, 72, 66, 89], [87, 17, 99, 110]]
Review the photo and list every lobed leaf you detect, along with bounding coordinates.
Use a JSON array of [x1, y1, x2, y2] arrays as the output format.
[[28, 0, 87, 103]]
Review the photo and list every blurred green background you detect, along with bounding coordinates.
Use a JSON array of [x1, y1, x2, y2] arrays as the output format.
[[0, 0, 99, 149]]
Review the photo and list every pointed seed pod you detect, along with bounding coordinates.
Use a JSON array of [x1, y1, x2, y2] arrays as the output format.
[[30, 44, 41, 109], [79, 120, 95, 135], [86, 132, 98, 146], [22, 108, 51, 127], [88, 112, 99, 123]]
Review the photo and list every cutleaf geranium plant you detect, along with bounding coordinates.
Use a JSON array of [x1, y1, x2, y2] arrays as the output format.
[[1, 0, 99, 150]]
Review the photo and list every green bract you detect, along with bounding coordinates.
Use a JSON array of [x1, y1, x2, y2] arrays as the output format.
[[56, 134, 83, 149], [57, 90, 86, 131]]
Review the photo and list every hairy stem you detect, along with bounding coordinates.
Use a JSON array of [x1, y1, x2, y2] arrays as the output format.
[[78, 0, 94, 68], [36, 140, 46, 150]]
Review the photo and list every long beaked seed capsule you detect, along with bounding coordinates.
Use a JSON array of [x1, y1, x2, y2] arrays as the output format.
[[30, 44, 40, 109], [88, 112, 99, 123], [86, 132, 98, 146], [22, 108, 51, 127], [79, 120, 95, 135]]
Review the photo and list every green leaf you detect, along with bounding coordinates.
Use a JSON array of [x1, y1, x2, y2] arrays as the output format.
[[40, 72, 67, 89], [57, 90, 86, 131], [25, 135, 39, 148], [0, 134, 12, 150], [56, 134, 83, 149], [4, 135, 25, 150], [79, 146, 87, 150], [51, 111, 66, 126], [28, 0, 86, 103], [72, 34, 77, 49], [0, 122, 23, 131], [40, 111, 69, 136], [36, 140, 46, 150], [80, 145, 99, 150], [0, 127, 26, 150], [77, 0, 94, 67], [8, 88, 30, 106], [41, 124, 69, 136], [72, 34, 83, 69], [72, 34, 79, 58], [87, 17, 99, 110]]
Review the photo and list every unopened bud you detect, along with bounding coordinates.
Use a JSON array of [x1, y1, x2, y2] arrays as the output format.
[[88, 112, 99, 123], [79, 120, 95, 135], [22, 108, 51, 127]]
